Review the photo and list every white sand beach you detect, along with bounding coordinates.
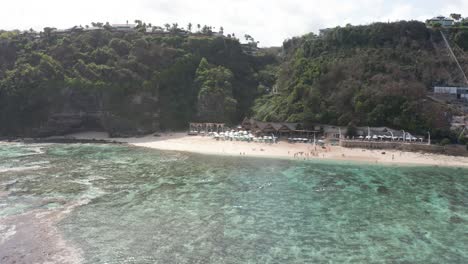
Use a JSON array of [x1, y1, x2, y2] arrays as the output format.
[[65, 132, 468, 167]]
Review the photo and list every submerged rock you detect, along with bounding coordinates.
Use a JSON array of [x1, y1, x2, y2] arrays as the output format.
[[449, 215, 464, 224], [377, 186, 390, 195], [360, 184, 370, 191]]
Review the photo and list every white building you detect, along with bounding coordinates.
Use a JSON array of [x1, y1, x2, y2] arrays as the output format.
[[434, 86, 468, 99], [111, 24, 136, 32], [427, 16, 454, 27]]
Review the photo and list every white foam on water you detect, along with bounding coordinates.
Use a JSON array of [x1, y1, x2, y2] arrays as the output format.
[[0, 224, 17, 244], [70, 176, 108, 201], [28, 146, 45, 155], [0, 165, 45, 173]]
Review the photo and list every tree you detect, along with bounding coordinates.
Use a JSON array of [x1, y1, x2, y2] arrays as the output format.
[[134, 20, 143, 26], [201, 25, 212, 35], [440, 138, 451, 146], [346, 122, 357, 137], [171, 23, 179, 33], [195, 58, 236, 123], [432, 22, 442, 29], [187, 23, 192, 32], [219, 26, 224, 34], [109, 38, 131, 56], [450, 13, 462, 21], [91, 22, 104, 28], [42, 27, 55, 40], [244, 34, 254, 43], [164, 23, 171, 31]]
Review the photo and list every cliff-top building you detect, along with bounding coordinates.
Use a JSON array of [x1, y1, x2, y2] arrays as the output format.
[[426, 16, 454, 27]]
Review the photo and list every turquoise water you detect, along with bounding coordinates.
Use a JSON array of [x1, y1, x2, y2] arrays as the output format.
[[0, 143, 467, 263]]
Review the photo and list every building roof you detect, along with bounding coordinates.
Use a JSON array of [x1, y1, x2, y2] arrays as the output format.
[[428, 16, 454, 21], [84, 27, 101, 31], [271, 123, 284, 130], [112, 24, 136, 28]]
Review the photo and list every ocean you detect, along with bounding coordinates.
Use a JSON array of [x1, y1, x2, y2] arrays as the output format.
[[0, 143, 467, 263]]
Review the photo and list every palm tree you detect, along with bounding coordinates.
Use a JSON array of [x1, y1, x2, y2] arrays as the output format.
[[197, 24, 201, 31], [164, 23, 171, 31], [451, 13, 462, 21], [187, 23, 192, 32]]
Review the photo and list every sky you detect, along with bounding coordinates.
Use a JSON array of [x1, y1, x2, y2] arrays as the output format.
[[2, 0, 468, 46]]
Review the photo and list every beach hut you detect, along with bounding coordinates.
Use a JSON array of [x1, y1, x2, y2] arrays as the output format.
[[273, 123, 292, 137], [241, 118, 255, 131], [254, 121, 277, 135], [322, 125, 346, 139]]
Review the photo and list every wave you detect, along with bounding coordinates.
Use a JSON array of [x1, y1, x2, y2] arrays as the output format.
[[0, 165, 46, 173]]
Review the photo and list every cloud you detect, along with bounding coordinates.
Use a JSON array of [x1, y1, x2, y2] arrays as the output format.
[[1, 0, 468, 46]]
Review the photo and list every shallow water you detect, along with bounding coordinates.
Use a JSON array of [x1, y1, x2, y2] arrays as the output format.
[[0, 143, 467, 263]]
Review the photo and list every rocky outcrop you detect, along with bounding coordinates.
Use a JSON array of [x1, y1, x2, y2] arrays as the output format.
[[33, 88, 160, 138], [197, 90, 225, 122]]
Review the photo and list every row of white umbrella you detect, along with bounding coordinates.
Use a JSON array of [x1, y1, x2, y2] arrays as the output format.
[[209, 131, 277, 143], [358, 134, 424, 142]]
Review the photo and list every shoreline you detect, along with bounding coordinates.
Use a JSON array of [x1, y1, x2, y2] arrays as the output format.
[[2, 131, 468, 168], [43, 131, 468, 168]]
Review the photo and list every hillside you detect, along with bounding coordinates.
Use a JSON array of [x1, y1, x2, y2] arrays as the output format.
[[253, 21, 468, 139], [0, 27, 276, 137], [1, 21, 468, 140]]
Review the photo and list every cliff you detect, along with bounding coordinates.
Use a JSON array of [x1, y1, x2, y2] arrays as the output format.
[[0, 28, 275, 137]]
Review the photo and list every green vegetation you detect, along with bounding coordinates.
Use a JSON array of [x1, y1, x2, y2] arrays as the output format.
[[0, 25, 276, 136], [253, 21, 468, 138], [1, 20, 467, 139], [440, 138, 452, 146]]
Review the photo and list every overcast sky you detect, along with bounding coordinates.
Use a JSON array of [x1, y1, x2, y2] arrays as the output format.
[[2, 0, 468, 46]]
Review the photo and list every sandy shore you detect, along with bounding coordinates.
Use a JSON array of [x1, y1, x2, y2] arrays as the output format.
[[67, 132, 468, 168]]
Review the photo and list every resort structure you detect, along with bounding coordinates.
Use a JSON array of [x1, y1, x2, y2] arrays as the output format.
[[426, 16, 455, 27], [244, 118, 420, 138], [188, 122, 226, 135], [433, 86, 468, 100]]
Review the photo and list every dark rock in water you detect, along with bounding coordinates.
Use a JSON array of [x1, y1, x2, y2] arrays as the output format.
[[449, 215, 464, 224], [360, 184, 370, 191], [377, 186, 390, 194]]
